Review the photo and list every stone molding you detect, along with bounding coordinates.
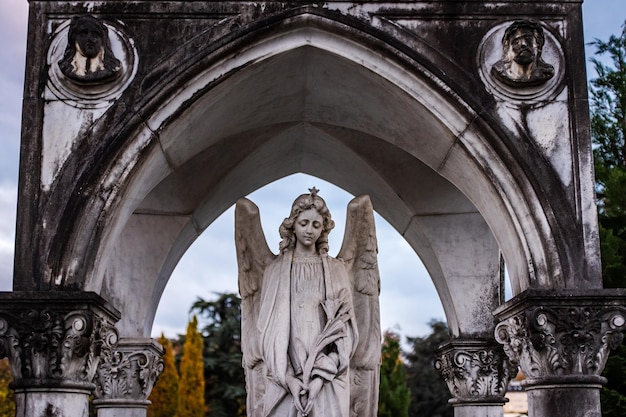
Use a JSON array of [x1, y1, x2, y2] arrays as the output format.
[[0, 292, 120, 389], [435, 338, 516, 403], [494, 289, 626, 385], [94, 338, 164, 404]]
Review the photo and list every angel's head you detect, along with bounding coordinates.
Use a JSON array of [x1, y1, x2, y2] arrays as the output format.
[[279, 188, 335, 254]]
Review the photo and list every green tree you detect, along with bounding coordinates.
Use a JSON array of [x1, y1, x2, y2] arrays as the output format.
[[378, 330, 410, 417], [0, 358, 15, 417], [177, 316, 206, 417], [148, 334, 180, 417], [589, 21, 626, 417], [191, 292, 246, 417], [404, 320, 453, 417], [589, 21, 626, 289]]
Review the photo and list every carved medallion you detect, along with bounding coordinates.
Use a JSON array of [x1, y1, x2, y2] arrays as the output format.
[[47, 15, 138, 108], [478, 20, 564, 102]]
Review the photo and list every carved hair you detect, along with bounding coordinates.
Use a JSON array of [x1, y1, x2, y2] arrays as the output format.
[[279, 188, 335, 254], [59, 15, 121, 82], [502, 19, 546, 56]]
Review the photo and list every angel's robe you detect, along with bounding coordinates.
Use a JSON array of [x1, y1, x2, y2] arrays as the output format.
[[257, 251, 358, 417]]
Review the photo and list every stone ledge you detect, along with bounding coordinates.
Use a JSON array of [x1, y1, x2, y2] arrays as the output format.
[[0, 291, 121, 321]]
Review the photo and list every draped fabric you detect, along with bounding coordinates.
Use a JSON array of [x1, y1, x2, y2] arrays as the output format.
[[257, 251, 358, 417]]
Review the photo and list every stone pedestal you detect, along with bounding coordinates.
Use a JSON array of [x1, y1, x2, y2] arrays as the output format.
[[435, 338, 516, 417], [0, 292, 120, 417], [93, 338, 164, 417], [494, 289, 626, 417]]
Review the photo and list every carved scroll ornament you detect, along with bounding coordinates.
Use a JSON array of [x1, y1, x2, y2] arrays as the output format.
[[0, 308, 119, 387], [435, 340, 516, 402], [95, 347, 164, 401], [495, 306, 626, 381]]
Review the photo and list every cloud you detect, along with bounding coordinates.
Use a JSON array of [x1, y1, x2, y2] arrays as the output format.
[[0, 183, 17, 291], [0, 0, 27, 181], [1, 0, 624, 346], [0, 0, 28, 79], [152, 174, 443, 341]]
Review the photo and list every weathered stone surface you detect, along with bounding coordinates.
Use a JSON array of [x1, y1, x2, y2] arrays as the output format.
[[494, 290, 626, 383], [236, 192, 380, 417], [93, 338, 164, 417], [16, 2, 597, 309], [494, 290, 626, 417], [0, 292, 120, 417], [9, 1, 622, 416], [0, 292, 120, 388], [435, 339, 516, 403]]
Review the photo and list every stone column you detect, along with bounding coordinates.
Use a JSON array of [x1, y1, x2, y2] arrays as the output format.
[[93, 338, 164, 417], [435, 338, 516, 417], [494, 289, 626, 417], [0, 292, 120, 417]]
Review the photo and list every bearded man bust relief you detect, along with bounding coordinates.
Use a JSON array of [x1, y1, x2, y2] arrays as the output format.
[[491, 20, 555, 87]]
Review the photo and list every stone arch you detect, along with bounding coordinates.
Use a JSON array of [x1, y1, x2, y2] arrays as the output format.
[[27, 10, 592, 338], [10, 4, 626, 416]]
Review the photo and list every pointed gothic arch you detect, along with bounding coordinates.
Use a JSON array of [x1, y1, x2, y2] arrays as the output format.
[[6, 4, 622, 417], [20, 12, 580, 337]]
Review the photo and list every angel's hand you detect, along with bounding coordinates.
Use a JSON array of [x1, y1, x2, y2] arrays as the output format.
[[303, 378, 324, 415], [286, 375, 306, 415]]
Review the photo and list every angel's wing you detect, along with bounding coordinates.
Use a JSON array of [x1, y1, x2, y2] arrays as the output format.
[[235, 198, 276, 417], [235, 198, 275, 300], [336, 195, 381, 417]]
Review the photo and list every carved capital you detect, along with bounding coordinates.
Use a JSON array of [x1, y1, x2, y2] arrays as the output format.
[[0, 292, 120, 389], [435, 339, 516, 403], [494, 289, 626, 385], [94, 338, 164, 402]]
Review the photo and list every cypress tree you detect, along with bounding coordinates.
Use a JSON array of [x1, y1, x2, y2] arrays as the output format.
[[191, 292, 246, 417], [378, 331, 410, 417], [177, 316, 206, 417], [148, 334, 180, 417]]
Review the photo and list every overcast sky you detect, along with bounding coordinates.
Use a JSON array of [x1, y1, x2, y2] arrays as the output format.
[[0, 1, 624, 342]]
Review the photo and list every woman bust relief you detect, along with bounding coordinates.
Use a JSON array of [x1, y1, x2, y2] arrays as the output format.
[[58, 15, 122, 84], [236, 189, 381, 417]]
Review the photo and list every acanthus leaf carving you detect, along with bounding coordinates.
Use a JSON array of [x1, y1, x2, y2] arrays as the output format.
[[94, 341, 164, 402], [495, 305, 626, 380], [435, 340, 516, 402], [0, 297, 120, 388]]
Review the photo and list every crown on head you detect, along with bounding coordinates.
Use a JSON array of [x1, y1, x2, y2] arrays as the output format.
[[309, 187, 320, 198]]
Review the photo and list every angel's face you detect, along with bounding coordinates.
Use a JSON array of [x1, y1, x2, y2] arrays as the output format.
[[294, 208, 323, 250]]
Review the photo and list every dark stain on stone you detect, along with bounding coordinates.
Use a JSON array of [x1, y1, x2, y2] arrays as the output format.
[[44, 404, 59, 417]]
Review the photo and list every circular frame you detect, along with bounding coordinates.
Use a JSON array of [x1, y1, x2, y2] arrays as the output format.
[[47, 18, 138, 108], [478, 20, 565, 104]]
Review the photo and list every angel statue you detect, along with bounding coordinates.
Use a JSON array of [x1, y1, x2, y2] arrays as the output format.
[[235, 188, 381, 417]]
